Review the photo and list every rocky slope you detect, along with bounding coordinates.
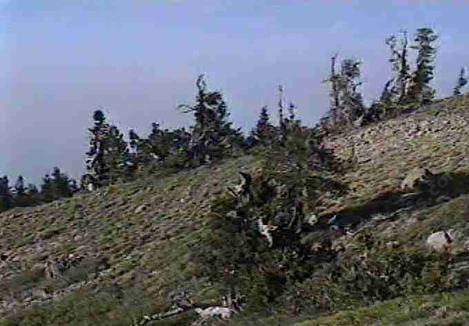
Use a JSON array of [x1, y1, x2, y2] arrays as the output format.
[[0, 95, 468, 325]]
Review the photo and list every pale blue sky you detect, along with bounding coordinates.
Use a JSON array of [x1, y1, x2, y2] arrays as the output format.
[[0, 0, 468, 183]]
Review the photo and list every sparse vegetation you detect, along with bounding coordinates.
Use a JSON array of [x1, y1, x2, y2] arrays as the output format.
[[0, 26, 468, 325]]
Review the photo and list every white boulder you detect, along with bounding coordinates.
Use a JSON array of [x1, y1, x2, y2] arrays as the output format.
[[426, 230, 454, 253]]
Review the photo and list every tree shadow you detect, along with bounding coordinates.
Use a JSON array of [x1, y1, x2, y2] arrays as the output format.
[[316, 171, 469, 230]]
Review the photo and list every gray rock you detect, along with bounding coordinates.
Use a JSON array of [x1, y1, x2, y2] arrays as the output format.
[[134, 204, 147, 214], [426, 230, 454, 253], [400, 167, 433, 191]]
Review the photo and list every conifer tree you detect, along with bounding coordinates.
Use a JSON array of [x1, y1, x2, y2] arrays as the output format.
[[26, 184, 40, 206], [40, 174, 54, 202], [453, 67, 467, 96], [14, 176, 25, 196], [106, 125, 132, 182], [0, 176, 13, 212], [12, 175, 30, 207], [129, 123, 192, 172], [128, 129, 148, 172], [408, 28, 438, 104], [85, 110, 131, 187], [85, 110, 110, 187], [147, 123, 175, 162], [339, 59, 365, 124], [164, 127, 191, 168], [40, 168, 76, 202], [277, 85, 288, 143], [325, 54, 341, 126], [51, 167, 75, 198], [251, 106, 274, 146], [179, 75, 243, 165], [385, 31, 411, 103], [27, 184, 39, 197], [324, 56, 364, 128]]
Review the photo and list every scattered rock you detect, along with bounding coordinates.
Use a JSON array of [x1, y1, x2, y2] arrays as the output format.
[[386, 241, 400, 249], [426, 230, 454, 253], [400, 167, 434, 191], [195, 306, 234, 319], [305, 213, 319, 226], [134, 205, 147, 214]]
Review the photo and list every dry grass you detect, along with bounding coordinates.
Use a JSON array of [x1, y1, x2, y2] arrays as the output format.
[[0, 95, 468, 325]]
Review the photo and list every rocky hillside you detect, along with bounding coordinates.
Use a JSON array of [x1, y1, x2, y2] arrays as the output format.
[[0, 95, 468, 325]]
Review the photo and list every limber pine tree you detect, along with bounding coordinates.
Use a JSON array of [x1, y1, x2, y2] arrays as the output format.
[[178, 75, 243, 165], [40, 167, 76, 203], [324, 54, 341, 127], [106, 125, 132, 182], [0, 176, 13, 212], [407, 28, 438, 104], [14, 176, 25, 196], [453, 67, 468, 96], [84, 109, 131, 188], [129, 123, 192, 173], [323, 55, 365, 129], [339, 59, 365, 124], [13, 176, 30, 207], [385, 31, 411, 103], [249, 106, 275, 147]]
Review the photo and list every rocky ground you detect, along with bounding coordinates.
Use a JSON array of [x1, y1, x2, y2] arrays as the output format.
[[0, 95, 468, 325]]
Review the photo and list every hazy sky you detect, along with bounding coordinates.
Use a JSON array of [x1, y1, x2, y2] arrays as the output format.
[[0, 0, 468, 184]]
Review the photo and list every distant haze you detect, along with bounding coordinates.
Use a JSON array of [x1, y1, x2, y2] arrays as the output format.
[[0, 0, 468, 183]]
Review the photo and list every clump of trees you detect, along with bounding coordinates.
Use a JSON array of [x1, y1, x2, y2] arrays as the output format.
[[323, 55, 365, 129], [179, 75, 245, 165], [81, 75, 245, 190], [0, 168, 77, 213], [323, 27, 444, 132], [191, 95, 345, 307], [83, 109, 132, 189], [1, 27, 464, 213]]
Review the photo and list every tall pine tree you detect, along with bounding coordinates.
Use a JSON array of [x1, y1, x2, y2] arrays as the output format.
[[407, 28, 438, 104], [324, 56, 364, 129], [85, 110, 131, 188], [385, 31, 411, 103], [179, 75, 243, 165]]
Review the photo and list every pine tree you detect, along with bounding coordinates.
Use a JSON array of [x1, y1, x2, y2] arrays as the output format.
[[339, 59, 365, 124], [27, 184, 39, 197], [385, 31, 411, 103], [40, 174, 55, 203], [51, 167, 75, 198], [179, 75, 243, 165], [85, 110, 110, 187], [408, 28, 438, 104], [85, 110, 131, 187], [0, 176, 13, 212], [14, 176, 25, 196], [453, 67, 467, 96], [26, 184, 40, 206], [13, 176, 41, 207], [277, 85, 288, 143], [40, 168, 76, 202], [105, 125, 132, 182], [128, 128, 151, 173], [251, 106, 274, 146], [323, 56, 364, 128], [324, 54, 341, 127], [147, 123, 175, 162], [163, 127, 191, 168], [13, 175, 30, 207]]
